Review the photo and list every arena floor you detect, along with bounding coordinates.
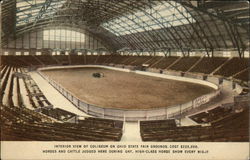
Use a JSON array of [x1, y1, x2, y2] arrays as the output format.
[[41, 67, 215, 109]]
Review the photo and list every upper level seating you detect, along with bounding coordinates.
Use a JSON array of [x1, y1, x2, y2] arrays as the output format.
[[151, 56, 179, 69], [169, 57, 200, 72], [140, 106, 249, 142], [190, 57, 228, 74], [214, 57, 249, 77]]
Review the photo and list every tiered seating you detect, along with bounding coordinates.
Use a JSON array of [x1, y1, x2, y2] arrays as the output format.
[[1, 56, 28, 67], [122, 56, 140, 65], [140, 119, 177, 132], [53, 55, 69, 65], [144, 56, 163, 67], [22, 75, 52, 109], [95, 55, 111, 64], [1, 65, 9, 79], [1, 66, 15, 106], [104, 55, 129, 64], [37, 55, 58, 65], [0, 64, 124, 141], [140, 107, 249, 142], [41, 108, 76, 121], [189, 106, 233, 123], [169, 57, 200, 72], [69, 55, 85, 65], [82, 117, 124, 129], [0, 102, 123, 141], [190, 57, 228, 74], [152, 56, 179, 69], [129, 56, 152, 66], [85, 55, 98, 64], [214, 57, 249, 77], [234, 69, 249, 82], [15, 56, 42, 66]]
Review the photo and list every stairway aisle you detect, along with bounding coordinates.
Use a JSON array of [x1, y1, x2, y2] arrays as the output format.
[[29, 71, 89, 117], [121, 121, 142, 142]]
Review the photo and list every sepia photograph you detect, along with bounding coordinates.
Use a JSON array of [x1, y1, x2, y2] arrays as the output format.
[[0, 0, 249, 159]]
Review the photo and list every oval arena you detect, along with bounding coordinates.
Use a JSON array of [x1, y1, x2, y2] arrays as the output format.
[[39, 65, 218, 121], [1, 0, 249, 146]]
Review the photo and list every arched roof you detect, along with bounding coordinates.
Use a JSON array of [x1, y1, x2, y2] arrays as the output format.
[[1, 0, 249, 55]]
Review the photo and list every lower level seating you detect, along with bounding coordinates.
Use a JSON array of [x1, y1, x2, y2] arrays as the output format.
[[234, 69, 249, 82], [0, 64, 124, 141], [1, 104, 123, 141], [190, 105, 233, 123], [140, 106, 249, 142]]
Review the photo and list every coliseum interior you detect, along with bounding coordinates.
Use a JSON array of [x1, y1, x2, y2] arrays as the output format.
[[0, 0, 249, 142]]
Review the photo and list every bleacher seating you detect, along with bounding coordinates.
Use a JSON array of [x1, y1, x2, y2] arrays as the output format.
[[85, 55, 98, 64], [104, 55, 128, 65], [95, 55, 111, 64], [151, 56, 179, 69], [234, 69, 249, 82], [53, 55, 69, 65], [189, 105, 233, 123], [128, 56, 152, 66], [140, 106, 249, 142], [190, 57, 228, 74], [169, 57, 200, 72], [69, 55, 85, 65], [145, 56, 163, 67], [38, 55, 58, 65], [214, 57, 249, 77], [1, 55, 248, 82], [0, 104, 123, 141], [0, 64, 123, 141]]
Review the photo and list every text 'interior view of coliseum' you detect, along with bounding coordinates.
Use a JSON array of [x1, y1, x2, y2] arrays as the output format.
[[0, 0, 249, 143]]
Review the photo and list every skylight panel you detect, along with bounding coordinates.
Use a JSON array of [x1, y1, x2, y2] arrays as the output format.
[[102, 1, 195, 36]]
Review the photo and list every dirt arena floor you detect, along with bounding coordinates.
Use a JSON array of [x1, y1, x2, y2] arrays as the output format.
[[41, 67, 215, 109]]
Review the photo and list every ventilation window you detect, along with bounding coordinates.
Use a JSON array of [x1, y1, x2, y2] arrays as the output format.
[[223, 52, 231, 57], [177, 52, 182, 57], [24, 52, 29, 55], [16, 52, 21, 56], [36, 52, 42, 55]]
